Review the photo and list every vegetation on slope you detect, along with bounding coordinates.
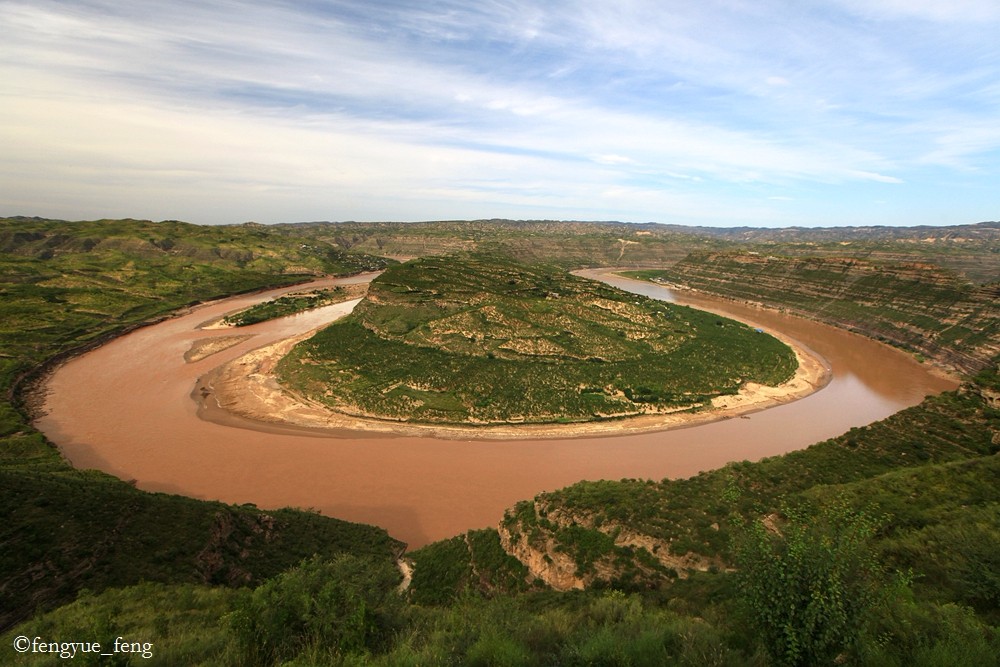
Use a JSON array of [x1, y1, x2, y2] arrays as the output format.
[[0, 218, 398, 630], [394, 364, 999, 665], [221, 285, 366, 326], [625, 253, 999, 374], [0, 217, 388, 394], [277, 253, 796, 425], [408, 529, 535, 606], [489, 365, 999, 592], [6, 495, 998, 665], [277, 219, 722, 269]]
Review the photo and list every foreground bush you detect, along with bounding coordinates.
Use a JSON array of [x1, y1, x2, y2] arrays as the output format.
[[229, 555, 403, 666]]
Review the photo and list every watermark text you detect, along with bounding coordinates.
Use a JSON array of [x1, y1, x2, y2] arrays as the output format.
[[13, 636, 153, 659]]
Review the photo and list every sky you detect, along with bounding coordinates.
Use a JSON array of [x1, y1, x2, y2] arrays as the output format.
[[2, 1, 999, 227]]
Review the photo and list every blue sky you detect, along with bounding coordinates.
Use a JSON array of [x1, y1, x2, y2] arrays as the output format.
[[2, 0, 998, 227]]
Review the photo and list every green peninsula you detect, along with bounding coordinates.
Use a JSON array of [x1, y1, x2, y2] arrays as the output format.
[[277, 253, 797, 425]]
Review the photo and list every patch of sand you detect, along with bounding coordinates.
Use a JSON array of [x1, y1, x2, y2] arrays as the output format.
[[185, 335, 255, 363]]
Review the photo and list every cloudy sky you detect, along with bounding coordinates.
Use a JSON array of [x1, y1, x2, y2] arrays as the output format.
[[2, 0, 999, 226]]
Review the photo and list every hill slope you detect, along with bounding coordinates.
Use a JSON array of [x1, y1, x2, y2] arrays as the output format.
[[627, 253, 999, 374], [277, 253, 797, 425]]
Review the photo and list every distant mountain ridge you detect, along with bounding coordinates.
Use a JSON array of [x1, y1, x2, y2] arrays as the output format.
[[281, 218, 1000, 241]]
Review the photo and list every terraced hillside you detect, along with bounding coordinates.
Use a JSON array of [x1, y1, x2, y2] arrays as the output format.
[[627, 253, 999, 374], [277, 219, 720, 269], [277, 253, 796, 425], [282, 219, 1000, 282], [3, 218, 997, 665], [0, 217, 389, 390]]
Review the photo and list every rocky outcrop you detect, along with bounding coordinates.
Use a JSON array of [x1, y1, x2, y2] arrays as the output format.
[[498, 512, 586, 591], [981, 388, 1000, 410], [497, 499, 722, 591]]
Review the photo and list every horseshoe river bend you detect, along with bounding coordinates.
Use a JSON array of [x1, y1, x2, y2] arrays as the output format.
[[35, 270, 956, 548]]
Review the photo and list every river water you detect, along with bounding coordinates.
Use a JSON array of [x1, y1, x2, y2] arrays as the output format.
[[36, 271, 956, 548]]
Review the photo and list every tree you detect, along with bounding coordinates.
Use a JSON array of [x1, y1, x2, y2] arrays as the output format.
[[733, 500, 894, 666]]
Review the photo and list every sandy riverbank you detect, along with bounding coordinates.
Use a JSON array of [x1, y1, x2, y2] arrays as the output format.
[[196, 303, 832, 441]]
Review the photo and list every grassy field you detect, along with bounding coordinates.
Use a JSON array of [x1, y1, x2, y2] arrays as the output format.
[[277, 253, 796, 425]]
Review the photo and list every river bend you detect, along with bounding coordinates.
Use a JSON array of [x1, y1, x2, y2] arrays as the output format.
[[36, 271, 956, 548]]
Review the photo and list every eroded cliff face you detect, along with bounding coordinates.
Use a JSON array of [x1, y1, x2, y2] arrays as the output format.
[[498, 509, 585, 591], [497, 499, 723, 591], [655, 253, 999, 375]]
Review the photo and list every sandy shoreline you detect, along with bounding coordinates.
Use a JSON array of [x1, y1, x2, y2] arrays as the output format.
[[196, 291, 832, 441]]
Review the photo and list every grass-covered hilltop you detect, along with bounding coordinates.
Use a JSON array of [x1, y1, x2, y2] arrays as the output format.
[[1, 217, 998, 666], [277, 253, 796, 425]]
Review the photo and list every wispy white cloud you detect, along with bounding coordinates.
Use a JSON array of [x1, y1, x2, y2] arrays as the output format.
[[832, 0, 1000, 23], [1, 0, 998, 225]]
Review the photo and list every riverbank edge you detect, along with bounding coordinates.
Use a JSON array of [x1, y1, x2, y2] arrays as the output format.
[[196, 272, 833, 441], [15, 275, 335, 424]]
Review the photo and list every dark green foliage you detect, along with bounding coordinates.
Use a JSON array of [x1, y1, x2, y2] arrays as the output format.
[[408, 536, 473, 605], [3, 585, 753, 666], [279, 253, 796, 425], [861, 598, 1000, 667], [409, 529, 531, 605], [0, 582, 237, 666], [465, 529, 533, 594], [554, 525, 618, 575], [804, 455, 1000, 619], [383, 589, 748, 667], [0, 466, 402, 631], [5, 577, 997, 666], [733, 501, 895, 666], [230, 555, 403, 665]]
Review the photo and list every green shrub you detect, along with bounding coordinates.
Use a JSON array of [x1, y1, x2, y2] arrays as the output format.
[[229, 554, 402, 665], [733, 500, 898, 666]]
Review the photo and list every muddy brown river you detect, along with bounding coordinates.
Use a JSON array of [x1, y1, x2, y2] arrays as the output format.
[[36, 271, 957, 549]]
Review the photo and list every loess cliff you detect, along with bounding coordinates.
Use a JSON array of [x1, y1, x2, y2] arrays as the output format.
[[634, 253, 999, 375]]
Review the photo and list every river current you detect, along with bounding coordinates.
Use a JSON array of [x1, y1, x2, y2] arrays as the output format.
[[36, 271, 956, 548]]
